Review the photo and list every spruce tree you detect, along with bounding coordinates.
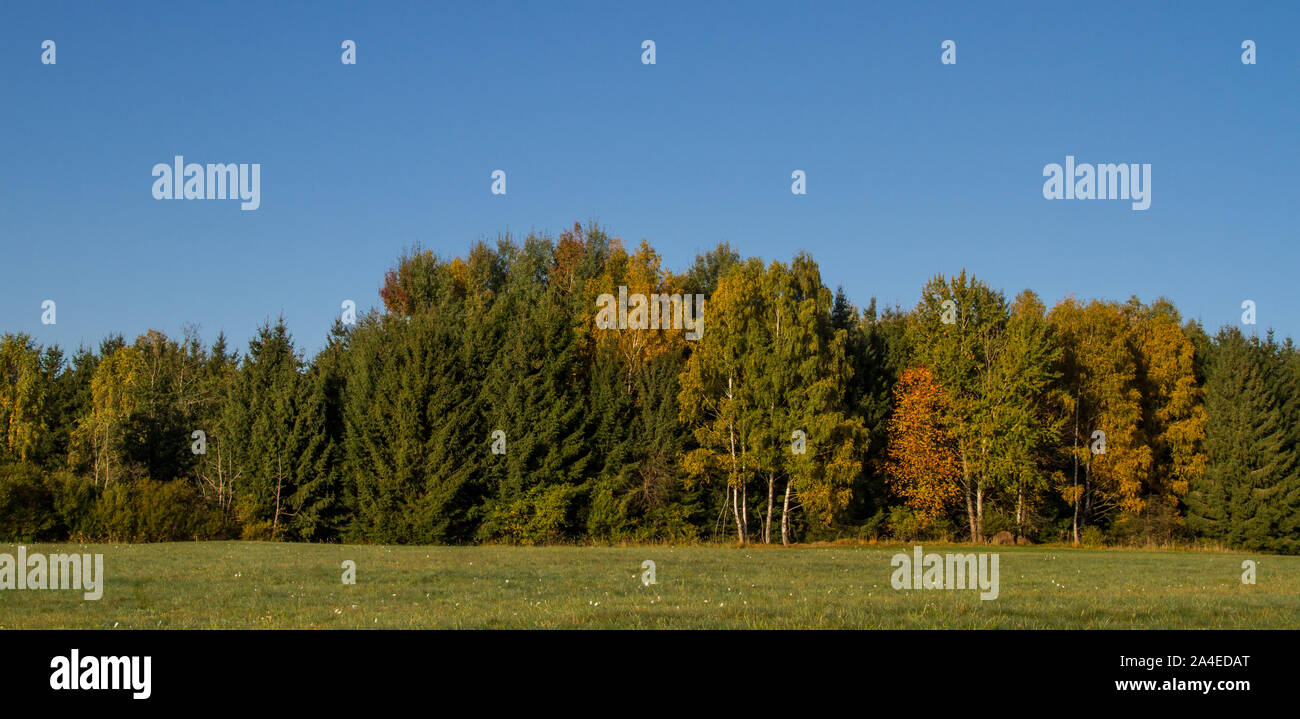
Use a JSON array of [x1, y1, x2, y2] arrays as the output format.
[[226, 319, 303, 539], [1188, 328, 1299, 552]]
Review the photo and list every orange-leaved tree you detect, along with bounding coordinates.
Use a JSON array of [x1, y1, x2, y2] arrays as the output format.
[[885, 366, 961, 527]]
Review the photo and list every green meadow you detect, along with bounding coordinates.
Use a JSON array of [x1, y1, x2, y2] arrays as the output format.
[[1, 542, 1295, 629]]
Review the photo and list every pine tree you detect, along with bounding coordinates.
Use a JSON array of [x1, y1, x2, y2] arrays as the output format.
[[478, 235, 594, 543], [226, 319, 303, 539], [1188, 329, 1299, 552], [840, 299, 908, 530], [287, 321, 351, 541], [345, 309, 481, 543]]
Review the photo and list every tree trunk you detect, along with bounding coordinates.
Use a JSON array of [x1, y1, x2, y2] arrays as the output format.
[[1015, 482, 1024, 541], [726, 373, 745, 544], [1072, 491, 1080, 546], [741, 483, 749, 543], [961, 446, 977, 542], [1071, 389, 1080, 546], [1083, 460, 1092, 529], [272, 455, 284, 541], [732, 486, 744, 543], [781, 482, 792, 546], [764, 472, 774, 544], [722, 489, 729, 539]]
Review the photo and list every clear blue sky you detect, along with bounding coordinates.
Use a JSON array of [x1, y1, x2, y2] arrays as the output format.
[[2, 1, 1297, 357]]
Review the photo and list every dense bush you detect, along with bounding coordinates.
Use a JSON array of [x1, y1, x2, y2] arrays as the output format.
[[84, 480, 230, 542], [0, 463, 58, 541]]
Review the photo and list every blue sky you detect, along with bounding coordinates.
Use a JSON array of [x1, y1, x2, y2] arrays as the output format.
[[2, 1, 1297, 357]]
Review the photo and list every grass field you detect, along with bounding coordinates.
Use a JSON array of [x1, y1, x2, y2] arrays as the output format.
[[1, 542, 1296, 629]]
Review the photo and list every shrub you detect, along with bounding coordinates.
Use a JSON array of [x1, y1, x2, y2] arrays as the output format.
[[1081, 525, 1106, 547], [87, 479, 229, 542], [240, 519, 275, 541], [1110, 501, 1189, 547], [861, 510, 890, 542], [0, 463, 58, 541], [481, 484, 582, 545], [981, 510, 1013, 539], [49, 471, 98, 540]]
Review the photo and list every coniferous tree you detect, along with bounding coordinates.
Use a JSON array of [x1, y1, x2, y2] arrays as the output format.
[[286, 322, 350, 541], [345, 310, 482, 543], [841, 299, 908, 532], [1187, 328, 1299, 552], [478, 235, 594, 543], [4, 223, 1300, 552], [226, 319, 303, 539]]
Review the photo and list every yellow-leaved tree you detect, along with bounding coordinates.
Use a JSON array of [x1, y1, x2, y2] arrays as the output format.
[[73, 345, 144, 487], [885, 366, 961, 527]]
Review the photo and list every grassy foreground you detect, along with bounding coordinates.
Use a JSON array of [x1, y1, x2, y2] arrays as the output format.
[[1, 541, 1296, 629]]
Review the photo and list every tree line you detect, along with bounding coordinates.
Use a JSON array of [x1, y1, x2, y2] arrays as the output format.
[[2, 223, 1297, 552]]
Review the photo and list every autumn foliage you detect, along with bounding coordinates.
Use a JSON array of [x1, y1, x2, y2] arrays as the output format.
[[884, 366, 961, 526], [2, 226, 1298, 551]]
